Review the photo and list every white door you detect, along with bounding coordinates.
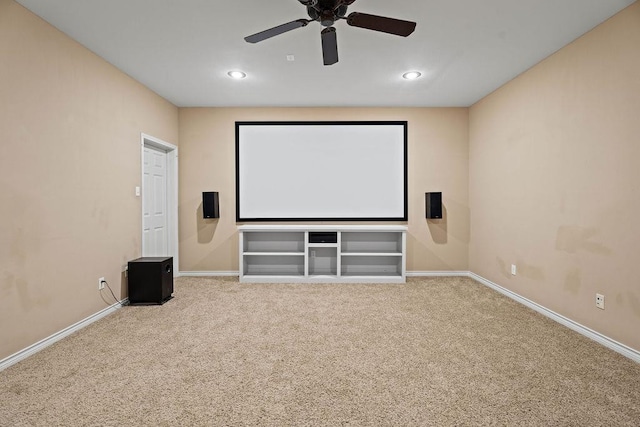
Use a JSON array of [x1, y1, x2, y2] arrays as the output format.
[[143, 145, 168, 257]]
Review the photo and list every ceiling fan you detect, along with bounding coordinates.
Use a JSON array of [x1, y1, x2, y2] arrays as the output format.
[[244, 0, 417, 66]]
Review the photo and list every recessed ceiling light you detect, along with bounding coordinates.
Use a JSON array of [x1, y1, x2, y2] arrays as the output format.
[[402, 71, 422, 80], [227, 71, 247, 79]]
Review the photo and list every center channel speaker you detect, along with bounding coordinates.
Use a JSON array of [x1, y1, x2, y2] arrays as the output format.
[[203, 192, 220, 219], [426, 192, 442, 219]]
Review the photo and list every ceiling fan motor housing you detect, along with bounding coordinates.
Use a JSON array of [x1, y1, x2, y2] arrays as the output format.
[[320, 10, 336, 27], [305, 0, 353, 26]]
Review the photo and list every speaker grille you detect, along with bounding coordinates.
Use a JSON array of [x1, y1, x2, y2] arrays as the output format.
[[426, 192, 442, 219], [203, 192, 220, 218]]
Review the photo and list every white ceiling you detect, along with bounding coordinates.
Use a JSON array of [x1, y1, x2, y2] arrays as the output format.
[[16, 0, 635, 107]]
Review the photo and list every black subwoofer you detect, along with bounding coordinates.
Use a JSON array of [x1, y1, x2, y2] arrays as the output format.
[[127, 257, 173, 305]]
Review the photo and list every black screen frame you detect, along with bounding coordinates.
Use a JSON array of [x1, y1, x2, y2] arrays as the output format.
[[235, 120, 408, 222]]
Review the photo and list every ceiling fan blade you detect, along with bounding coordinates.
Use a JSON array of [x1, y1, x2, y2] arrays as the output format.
[[321, 27, 338, 66], [245, 19, 310, 43], [346, 12, 416, 37]]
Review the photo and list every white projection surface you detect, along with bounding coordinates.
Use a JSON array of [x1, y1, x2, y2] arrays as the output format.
[[236, 122, 407, 221]]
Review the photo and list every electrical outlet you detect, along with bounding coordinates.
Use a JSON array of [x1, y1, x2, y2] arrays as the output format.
[[311, 250, 316, 258], [98, 277, 105, 290], [511, 264, 517, 275], [596, 293, 605, 310]]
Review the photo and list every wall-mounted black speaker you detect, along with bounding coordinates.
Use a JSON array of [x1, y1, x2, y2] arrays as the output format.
[[426, 192, 442, 219], [203, 192, 220, 219]]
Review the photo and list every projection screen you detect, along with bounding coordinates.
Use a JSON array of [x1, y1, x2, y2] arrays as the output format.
[[236, 121, 407, 221]]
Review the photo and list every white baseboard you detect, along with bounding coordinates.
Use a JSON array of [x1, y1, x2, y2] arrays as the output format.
[[183, 271, 471, 278], [468, 272, 640, 364], [179, 271, 239, 277], [0, 299, 128, 372], [183, 271, 470, 279], [406, 271, 469, 277]]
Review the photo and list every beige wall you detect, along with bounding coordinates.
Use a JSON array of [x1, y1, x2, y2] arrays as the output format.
[[0, 0, 179, 360], [469, 2, 640, 350], [178, 108, 469, 273]]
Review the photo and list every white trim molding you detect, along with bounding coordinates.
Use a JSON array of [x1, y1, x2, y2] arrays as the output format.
[[179, 271, 240, 277], [182, 271, 471, 279], [0, 299, 128, 372], [468, 272, 640, 364], [406, 271, 469, 277]]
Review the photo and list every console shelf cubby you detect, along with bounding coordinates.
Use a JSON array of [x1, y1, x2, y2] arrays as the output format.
[[239, 225, 406, 283]]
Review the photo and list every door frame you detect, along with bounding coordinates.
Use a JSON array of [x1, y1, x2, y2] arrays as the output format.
[[141, 133, 179, 277]]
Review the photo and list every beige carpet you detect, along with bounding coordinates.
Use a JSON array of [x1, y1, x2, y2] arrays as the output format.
[[1, 276, 639, 426]]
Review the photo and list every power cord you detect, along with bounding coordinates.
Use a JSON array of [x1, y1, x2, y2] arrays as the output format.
[[100, 279, 123, 306]]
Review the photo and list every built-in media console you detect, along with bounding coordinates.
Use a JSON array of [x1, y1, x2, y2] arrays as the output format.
[[238, 225, 406, 283]]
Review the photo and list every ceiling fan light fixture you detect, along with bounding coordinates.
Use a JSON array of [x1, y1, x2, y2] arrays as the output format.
[[227, 70, 247, 80], [402, 71, 422, 80]]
